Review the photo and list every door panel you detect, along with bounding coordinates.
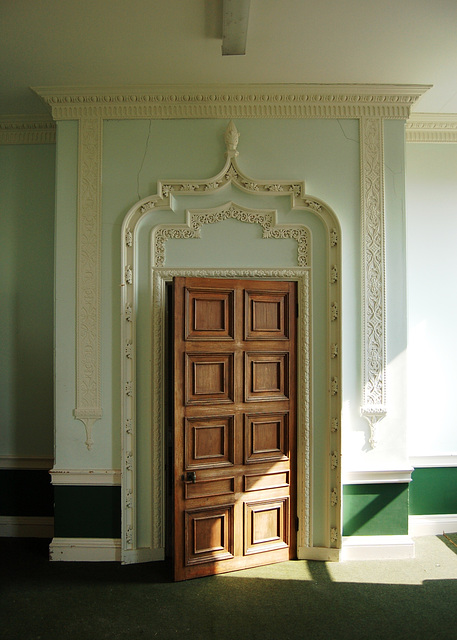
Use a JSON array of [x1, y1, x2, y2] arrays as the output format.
[[173, 277, 296, 580]]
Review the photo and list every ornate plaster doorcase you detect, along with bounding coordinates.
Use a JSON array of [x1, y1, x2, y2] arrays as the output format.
[[120, 121, 342, 564]]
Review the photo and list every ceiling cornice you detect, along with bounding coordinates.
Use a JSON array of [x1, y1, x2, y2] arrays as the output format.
[[406, 113, 457, 143], [32, 84, 431, 120], [0, 114, 56, 144]]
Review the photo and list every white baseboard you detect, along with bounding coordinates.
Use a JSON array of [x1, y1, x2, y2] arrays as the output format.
[[121, 547, 165, 564], [50, 468, 121, 486], [408, 514, 457, 537], [0, 516, 54, 538], [341, 535, 415, 561], [49, 537, 121, 561], [298, 546, 340, 562]]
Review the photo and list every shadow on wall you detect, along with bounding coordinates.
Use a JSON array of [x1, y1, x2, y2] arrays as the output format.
[[343, 483, 409, 536]]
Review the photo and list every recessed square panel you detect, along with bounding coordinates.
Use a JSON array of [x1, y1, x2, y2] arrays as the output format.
[[245, 352, 289, 401], [244, 498, 289, 555], [244, 471, 289, 492], [185, 288, 234, 340], [245, 291, 289, 340], [185, 353, 234, 404], [245, 412, 289, 464], [185, 477, 235, 500], [185, 415, 234, 469], [185, 504, 234, 566]]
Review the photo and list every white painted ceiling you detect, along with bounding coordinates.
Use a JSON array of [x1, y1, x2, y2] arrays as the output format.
[[1, 0, 456, 116]]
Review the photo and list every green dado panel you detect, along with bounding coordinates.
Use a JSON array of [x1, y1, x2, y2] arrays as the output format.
[[54, 486, 121, 539], [0, 470, 53, 517], [409, 467, 457, 515], [343, 484, 409, 536]]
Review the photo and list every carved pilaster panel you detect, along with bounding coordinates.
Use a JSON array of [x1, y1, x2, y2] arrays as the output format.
[[360, 117, 387, 447], [73, 117, 103, 448]]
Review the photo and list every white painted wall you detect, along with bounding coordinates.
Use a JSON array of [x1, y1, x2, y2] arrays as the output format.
[[406, 142, 457, 456]]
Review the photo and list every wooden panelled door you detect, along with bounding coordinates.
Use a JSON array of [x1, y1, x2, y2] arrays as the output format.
[[173, 277, 297, 581]]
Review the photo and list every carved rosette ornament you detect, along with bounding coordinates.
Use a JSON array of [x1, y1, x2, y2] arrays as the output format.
[[120, 120, 342, 561], [360, 117, 387, 448]]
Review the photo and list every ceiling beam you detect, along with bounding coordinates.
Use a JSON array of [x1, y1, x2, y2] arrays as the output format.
[[222, 0, 251, 56]]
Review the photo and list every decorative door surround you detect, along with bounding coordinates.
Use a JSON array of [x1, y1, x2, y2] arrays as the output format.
[[35, 84, 427, 456], [35, 84, 426, 454], [33, 85, 427, 560], [120, 120, 341, 562]]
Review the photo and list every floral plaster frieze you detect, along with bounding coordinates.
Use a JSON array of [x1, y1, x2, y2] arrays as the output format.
[[33, 84, 429, 120]]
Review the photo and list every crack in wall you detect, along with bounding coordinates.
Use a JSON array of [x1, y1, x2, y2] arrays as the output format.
[[385, 162, 405, 201], [337, 119, 359, 144]]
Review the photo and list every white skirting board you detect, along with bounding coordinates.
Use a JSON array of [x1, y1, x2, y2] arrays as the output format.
[[408, 514, 457, 537], [121, 547, 165, 564], [298, 546, 340, 562], [341, 535, 415, 561], [50, 537, 121, 561], [0, 516, 54, 538]]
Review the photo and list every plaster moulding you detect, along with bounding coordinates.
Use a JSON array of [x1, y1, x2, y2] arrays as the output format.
[[120, 121, 342, 563], [0, 115, 56, 144], [152, 203, 310, 268], [343, 469, 413, 484], [409, 455, 457, 468], [50, 468, 121, 486], [406, 114, 457, 143], [72, 117, 103, 449], [360, 117, 386, 448], [33, 84, 429, 120]]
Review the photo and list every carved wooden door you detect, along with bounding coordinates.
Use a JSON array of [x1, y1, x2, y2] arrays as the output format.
[[173, 277, 296, 581]]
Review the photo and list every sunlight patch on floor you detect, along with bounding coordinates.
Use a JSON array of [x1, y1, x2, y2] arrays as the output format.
[[217, 536, 457, 585]]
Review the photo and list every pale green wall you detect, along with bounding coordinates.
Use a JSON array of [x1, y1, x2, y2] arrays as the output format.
[[53, 121, 79, 468], [0, 143, 55, 456], [406, 142, 457, 455]]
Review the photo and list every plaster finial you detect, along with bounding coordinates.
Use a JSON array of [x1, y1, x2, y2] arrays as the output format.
[[225, 120, 240, 153]]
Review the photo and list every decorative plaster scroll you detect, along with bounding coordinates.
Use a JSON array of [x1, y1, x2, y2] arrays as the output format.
[[152, 202, 310, 268], [0, 115, 56, 144], [134, 120, 330, 240], [73, 117, 103, 450], [33, 84, 429, 120], [406, 114, 457, 143], [120, 121, 342, 561], [360, 117, 387, 448]]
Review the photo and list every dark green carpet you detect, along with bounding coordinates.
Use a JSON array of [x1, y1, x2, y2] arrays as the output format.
[[1, 537, 457, 640]]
